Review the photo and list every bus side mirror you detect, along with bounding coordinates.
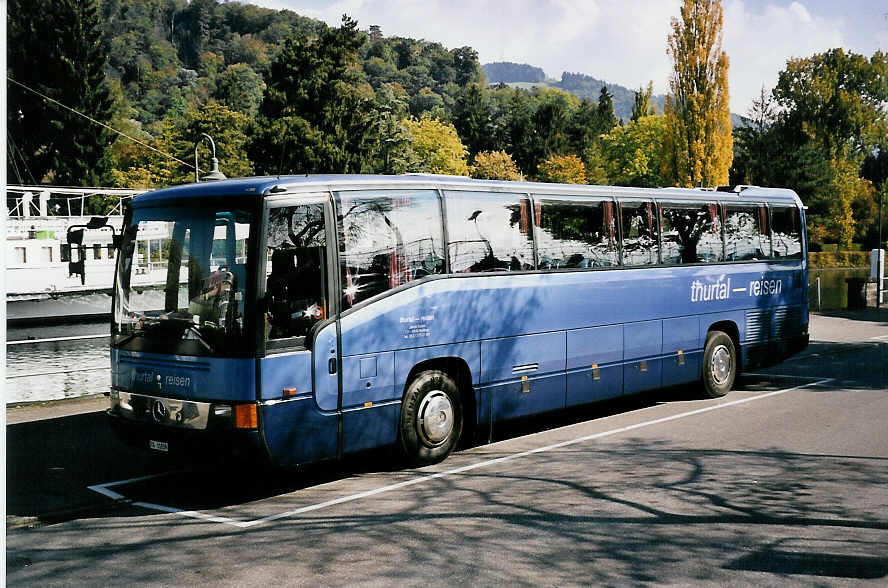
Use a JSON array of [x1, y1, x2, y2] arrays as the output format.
[[112, 234, 122, 249]]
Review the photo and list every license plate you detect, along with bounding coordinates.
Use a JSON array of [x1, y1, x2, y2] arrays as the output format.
[[149, 440, 169, 452]]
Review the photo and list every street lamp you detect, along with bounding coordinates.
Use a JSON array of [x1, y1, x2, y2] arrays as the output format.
[[194, 133, 227, 182], [878, 186, 883, 309]]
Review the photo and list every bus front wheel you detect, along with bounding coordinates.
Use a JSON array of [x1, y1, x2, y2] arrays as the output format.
[[702, 330, 736, 398], [399, 370, 463, 466]]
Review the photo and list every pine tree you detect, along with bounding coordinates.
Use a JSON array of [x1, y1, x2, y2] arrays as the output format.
[[8, 0, 114, 185], [453, 84, 495, 158], [662, 0, 732, 187], [631, 81, 655, 121], [249, 15, 378, 174], [566, 99, 598, 156], [594, 86, 618, 133]]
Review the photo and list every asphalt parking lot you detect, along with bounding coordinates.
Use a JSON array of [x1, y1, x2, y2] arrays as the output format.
[[6, 311, 888, 586]]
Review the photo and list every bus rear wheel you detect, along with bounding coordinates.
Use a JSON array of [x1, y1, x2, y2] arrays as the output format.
[[399, 370, 463, 467], [702, 330, 736, 398]]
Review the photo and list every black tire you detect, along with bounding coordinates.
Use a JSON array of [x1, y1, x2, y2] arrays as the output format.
[[701, 330, 736, 398], [399, 370, 463, 466]]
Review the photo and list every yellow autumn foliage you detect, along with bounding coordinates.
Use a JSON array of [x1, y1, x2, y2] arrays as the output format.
[[663, 0, 733, 188]]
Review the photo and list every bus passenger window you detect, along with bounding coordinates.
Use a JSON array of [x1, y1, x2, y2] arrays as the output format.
[[619, 201, 658, 266], [535, 198, 618, 268], [265, 204, 328, 341], [660, 203, 723, 264], [444, 191, 535, 273], [337, 190, 444, 310], [725, 205, 770, 260], [770, 207, 802, 259]]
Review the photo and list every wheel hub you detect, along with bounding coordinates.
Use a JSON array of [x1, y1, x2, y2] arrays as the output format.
[[710, 344, 732, 385], [417, 391, 454, 446]]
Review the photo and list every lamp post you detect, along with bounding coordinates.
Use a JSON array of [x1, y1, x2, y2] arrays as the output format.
[[194, 133, 227, 182], [879, 186, 883, 309]]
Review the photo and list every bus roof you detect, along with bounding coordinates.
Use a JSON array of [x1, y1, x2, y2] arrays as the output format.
[[132, 174, 803, 208]]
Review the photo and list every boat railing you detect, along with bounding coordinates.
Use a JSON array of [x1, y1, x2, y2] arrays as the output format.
[[6, 185, 146, 218]]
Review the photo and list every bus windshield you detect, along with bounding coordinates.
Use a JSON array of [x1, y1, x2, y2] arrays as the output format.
[[113, 206, 254, 357]]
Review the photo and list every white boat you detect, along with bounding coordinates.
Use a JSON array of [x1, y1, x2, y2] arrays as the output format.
[[5, 186, 149, 324]]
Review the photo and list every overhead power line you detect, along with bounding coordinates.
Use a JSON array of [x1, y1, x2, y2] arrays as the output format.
[[7, 76, 196, 170]]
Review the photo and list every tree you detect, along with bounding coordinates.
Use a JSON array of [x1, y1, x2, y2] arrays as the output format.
[[594, 86, 618, 134], [731, 51, 888, 247], [662, 0, 732, 187], [453, 84, 495, 158], [111, 103, 252, 188], [451, 46, 483, 87], [249, 16, 378, 175], [174, 0, 216, 68], [536, 154, 587, 184], [566, 99, 599, 157], [773, 49, 888, 159], [532, 89, 577, 166], [600, 115, 668, 187], [7, 0, 115, 185], [402, 115, 469, 176], [729, 87, 777, 186], [215, 63, 265, 116], [631, 82, 656, 121], [470, 151, 521, 181], [373, 83, 412, 174], [499, 89, 539, 177]]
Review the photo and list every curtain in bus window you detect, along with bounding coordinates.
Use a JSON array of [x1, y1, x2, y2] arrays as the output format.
[[535, 198, 619, 268], [338, 190, 444, 309], [660, 203, 724, 264], [724, 205, 769, 260], [443, 191, 535, 273], [770, 206, 802, 259], [620, 201, 659, 266]]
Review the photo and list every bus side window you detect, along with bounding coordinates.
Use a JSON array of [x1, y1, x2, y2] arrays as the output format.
[[337, 190, 444, 310], [534, 198, 618, 269], [725, 205, 769, 261], [770, 206, 802, 259], [619, 201, 659, 266], [444, 191, 535, 273], [265, 204, 328, 342], [660, 202, 723, 264]]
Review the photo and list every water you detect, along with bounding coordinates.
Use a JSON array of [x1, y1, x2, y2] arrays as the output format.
[[6, 322, 110, 405]]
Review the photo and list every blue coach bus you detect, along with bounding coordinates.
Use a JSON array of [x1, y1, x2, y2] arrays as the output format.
[[108, 175, 808, 466]]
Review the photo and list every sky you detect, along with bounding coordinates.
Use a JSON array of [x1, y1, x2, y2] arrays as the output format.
[[251, 0, 888, 115]]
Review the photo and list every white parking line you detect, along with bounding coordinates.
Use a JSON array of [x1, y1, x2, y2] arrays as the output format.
[[87, 472, 179, 501], [88, 377, 835, 529]]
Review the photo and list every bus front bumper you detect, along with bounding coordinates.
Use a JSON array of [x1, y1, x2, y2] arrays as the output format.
[[107, 392, 267, 463]]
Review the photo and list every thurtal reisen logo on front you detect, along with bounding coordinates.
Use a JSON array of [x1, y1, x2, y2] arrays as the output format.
[[690, 275, 783, 302]]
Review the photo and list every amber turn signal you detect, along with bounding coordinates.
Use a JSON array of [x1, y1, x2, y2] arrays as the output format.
[[234, 404, 258, 429]]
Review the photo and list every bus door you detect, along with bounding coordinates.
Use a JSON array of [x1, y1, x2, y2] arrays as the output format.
[[259, 196, 340, 466]]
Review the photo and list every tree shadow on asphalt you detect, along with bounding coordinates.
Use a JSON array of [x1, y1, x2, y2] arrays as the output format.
[[7, 435, 888, 585], [6, 340, 884, 541]]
